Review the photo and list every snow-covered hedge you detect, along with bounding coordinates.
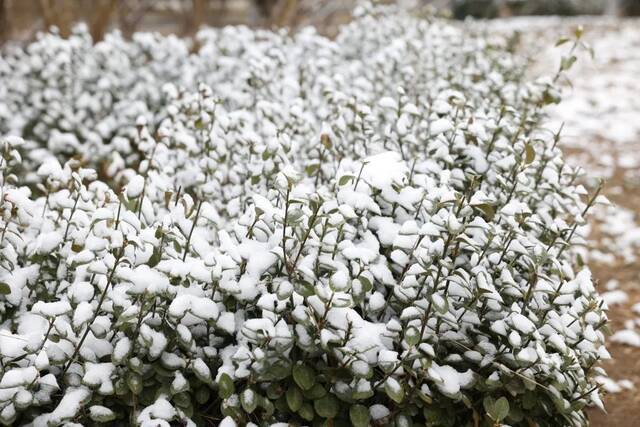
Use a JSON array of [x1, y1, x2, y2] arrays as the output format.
[[0, 4, 608, 426]]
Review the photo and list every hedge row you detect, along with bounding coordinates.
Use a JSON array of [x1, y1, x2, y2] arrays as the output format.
[[0, 4, 607, 426]]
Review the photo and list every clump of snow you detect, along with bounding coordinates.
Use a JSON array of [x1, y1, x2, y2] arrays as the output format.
[[611, 330, 640, 348], [601, 290, 629, 307]]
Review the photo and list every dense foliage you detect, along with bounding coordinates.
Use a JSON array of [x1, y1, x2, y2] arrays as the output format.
[[0, 4, 608, 426]]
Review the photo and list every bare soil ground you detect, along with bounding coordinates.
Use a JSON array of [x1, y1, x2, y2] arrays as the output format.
[[506, 17, 640, 423], [587, 165, 640, 425], [559, 144, 640, 425]]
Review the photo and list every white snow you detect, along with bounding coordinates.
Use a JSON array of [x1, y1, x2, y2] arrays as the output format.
[[0, 367, 38, 388], [611, 330, 640, 348], [126, 175, 145, 199], [46, 387, 91, 424], [601, 290, 628, 307], [427, 363, 474, 396], [31, 301, 72, 317], [509, 313, 536, 335]]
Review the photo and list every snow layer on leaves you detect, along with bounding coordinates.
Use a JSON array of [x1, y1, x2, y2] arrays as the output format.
[[0, 4, 608, 427]]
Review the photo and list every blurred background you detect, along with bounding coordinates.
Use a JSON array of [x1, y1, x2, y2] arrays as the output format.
[[1, 0, 639, 43]]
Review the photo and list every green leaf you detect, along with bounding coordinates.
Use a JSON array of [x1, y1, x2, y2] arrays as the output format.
[[431, 294, 448, 315], [163, 192, 173, 207], [286, 385, 303, 412], [259, 397, 275, 417], [524, 143, 535, 165], [170, 377, 189, 394], [274, 396, 288, 413], [352, 387, 374, 401], [305, 164, 320, 176], [173, 392, 191, 409], [417, 389, 432, 404], [303, 383, 327, 400], [358, 276, 373, 292], [127, 373, 143, 395], [217, 373, 235, 399], [195, 387, 210, 405], [560, 55, 577, 72], [0, 282, 10, 295], [293, 363, 316, 391], [268, 361, 292, 380], [474, 203, 495, 221], [221, 404, 243, 420], [483, 396, 495, 417], [321, 133, 332, 150], [115, 379, 128, 396], [240, 388, 258, 413], [405, 326, 420, 346], [128, 357, 143, 374], [349, 404, 370, 427], [267, 383, 284, 400], [395, 414, 412, 427], [338, 175, 354, 186], [314, 394, 339, 419], [485, 396, 510, 422], [147, 247, 162, 268], [494, 397, 510, 421], [89, 406, 116, 422], [288, 209, 304, 223], [299, 402, 315, 421], [384, 378, 405, 403], [296, 280, 315, 297], [555, 36, 570, 46]]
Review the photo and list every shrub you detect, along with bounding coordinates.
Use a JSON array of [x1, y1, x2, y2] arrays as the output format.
[[0, 4, 608, 427], [0, 24, 191, 176]]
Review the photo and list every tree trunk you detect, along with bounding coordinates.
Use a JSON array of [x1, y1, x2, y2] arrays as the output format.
[[118, 0, 155, 39], [620, 0, 640, 16], [191, 0, 206, 31], [0, 0, 9, 43], [274, 0, 297, 27], [89, 0, 118, 41], [39, 0, 75, 37]]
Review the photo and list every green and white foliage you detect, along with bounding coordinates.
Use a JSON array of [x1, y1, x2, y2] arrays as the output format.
[[0, 3, 608, 426]]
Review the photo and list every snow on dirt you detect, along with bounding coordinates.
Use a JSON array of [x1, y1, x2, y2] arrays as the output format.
[[494, 16, 640, 425]]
